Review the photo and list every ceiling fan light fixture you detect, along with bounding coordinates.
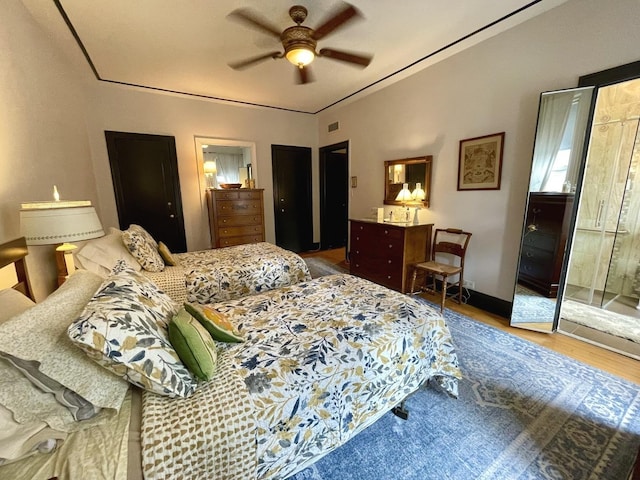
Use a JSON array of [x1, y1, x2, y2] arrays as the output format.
[[285, 46, 315, 67]]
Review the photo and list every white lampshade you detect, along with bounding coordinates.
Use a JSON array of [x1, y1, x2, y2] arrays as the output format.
[[203, 160, 217, 174], [412, 182, 426, 201], [395, 183, 413, 202], [20, 202, 104, 246]]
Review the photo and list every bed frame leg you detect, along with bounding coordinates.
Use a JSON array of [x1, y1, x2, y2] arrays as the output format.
[[392, 400, 409, 420]]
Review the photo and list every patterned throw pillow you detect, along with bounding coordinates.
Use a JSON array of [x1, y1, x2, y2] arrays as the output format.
[[68, 262, 197, 398], [184, 303, 244, 343], [158, 241, 178, 266], [168, 309, 217, 381], [122, 224, 165, 273]]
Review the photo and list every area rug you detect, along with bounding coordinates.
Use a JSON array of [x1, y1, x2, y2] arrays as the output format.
[[561, 299, 640, 344], [510, 284, 557, 324], [291, 301, 640, 480], [304, 257, 349, 279]]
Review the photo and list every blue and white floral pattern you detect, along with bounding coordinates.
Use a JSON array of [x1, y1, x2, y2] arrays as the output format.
[[68, 262, 197, 398], [179, 242, 311, 304], [212, 274, 461, 479]]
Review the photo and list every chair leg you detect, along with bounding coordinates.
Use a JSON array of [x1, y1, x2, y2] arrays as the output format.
[[410, 268, 418, 295], [458, 274, 463, 304], [440, 275, 447, 312]]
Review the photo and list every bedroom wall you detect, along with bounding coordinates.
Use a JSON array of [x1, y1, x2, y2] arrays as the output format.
[[317, 0, 640, 302], [82, 84, 317, 253], [0, 0, 100, 300], [1, 0, 318, 300]]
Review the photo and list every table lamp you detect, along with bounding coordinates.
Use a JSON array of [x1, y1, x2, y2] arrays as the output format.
[[20, 187, 104, 285], [395, 183, 413, 222]]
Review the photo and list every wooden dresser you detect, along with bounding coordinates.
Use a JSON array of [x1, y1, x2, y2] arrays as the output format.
[[349, 219, 433, 293], [518, 192, 574, 297], [206, 188, 265, 248]]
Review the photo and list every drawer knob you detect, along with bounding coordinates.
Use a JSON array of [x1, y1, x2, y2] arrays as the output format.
[[384, 230, 388, 234], [389, 244, 393, 248]]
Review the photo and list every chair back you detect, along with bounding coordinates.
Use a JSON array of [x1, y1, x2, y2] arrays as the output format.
[[431, 228, 472, 266]]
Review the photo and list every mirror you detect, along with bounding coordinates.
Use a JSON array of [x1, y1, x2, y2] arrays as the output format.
[[194, 137, 258, 191], [510, 87, 594, 332], [384, 156, 432, 207]]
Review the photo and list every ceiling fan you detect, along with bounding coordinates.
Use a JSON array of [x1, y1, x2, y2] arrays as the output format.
[[227, 3, 373, 84]]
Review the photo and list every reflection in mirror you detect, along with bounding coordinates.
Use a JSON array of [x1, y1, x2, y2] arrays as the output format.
[[194, 137, 257, 191], [384, 156, 432, 207], [511, 87, 594, 333]]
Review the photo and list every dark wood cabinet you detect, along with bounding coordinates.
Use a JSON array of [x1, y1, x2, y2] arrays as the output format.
[[349, 219, 433, 293], [206, 189, 265, 248], [518, 192, 574, 297]]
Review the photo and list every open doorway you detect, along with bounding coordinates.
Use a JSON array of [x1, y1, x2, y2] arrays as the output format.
[[319, 141, 349, 250]]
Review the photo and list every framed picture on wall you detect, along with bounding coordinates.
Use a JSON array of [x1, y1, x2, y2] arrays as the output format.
[[457, 132, 505, 190]]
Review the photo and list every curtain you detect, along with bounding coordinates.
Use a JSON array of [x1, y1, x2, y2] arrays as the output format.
[[565, 91, 593, 188], [204, 152, 244, 184], [529, 92, 574, 192]]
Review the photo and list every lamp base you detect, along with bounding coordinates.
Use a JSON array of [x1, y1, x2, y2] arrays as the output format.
[[55, 243, 77, 286]]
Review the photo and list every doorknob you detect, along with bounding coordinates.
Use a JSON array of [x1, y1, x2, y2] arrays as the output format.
[[169, 214, 175, 218]]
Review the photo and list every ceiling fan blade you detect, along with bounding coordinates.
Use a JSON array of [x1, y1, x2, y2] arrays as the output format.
[[228, 9, 282, 38], [312, 3, 360, 40], [228, 51, 282, 70], [318, 48, 372, 67], [296, 65, 314, 84]]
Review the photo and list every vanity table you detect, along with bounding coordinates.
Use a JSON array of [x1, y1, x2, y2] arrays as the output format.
[[349, 218, 433, 293]]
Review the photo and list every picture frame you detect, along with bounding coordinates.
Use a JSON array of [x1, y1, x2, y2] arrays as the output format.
[[457, 132, 505, 191]]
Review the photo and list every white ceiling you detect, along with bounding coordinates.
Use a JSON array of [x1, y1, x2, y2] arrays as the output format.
[[28, 0, 568, 114]]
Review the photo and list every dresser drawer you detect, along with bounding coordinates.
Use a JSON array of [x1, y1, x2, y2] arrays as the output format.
[[352, 222, 404, 241], [217, 200, 262, 216], [522, 231, 557, 252], [218, 225, 263, 238], [218, 234, 264, 247], [350, 255, 403, 290], [214, 190, 262, 201], [218, 215, 263, 227], [519, 246, 554, 278]]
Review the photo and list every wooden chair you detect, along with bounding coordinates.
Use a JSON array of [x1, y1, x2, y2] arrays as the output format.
[[409, 228, 472, 312]]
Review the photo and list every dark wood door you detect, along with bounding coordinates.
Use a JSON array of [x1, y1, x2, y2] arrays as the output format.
[[320, 141, 349, 249], [271, 144, 313, 253], [105, 131, 187, 252]]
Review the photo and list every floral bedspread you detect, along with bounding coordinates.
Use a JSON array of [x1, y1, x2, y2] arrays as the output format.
[[216, 274, 461, 479], [141, 274, 460, 479], [176, 242, 311, 304]]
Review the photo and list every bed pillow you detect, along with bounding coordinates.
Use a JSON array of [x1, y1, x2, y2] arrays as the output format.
[[122, 224, 165, 273], [158, 241, 178, 266], [168, 308, 217, 381], [68, 262, 197, 398], [0, 289, 35, 324], [75, 230, 142, 277], [184, 303, 244, 343]]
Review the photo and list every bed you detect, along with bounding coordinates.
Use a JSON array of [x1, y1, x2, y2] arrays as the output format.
[[0, 237, 461, 480], [73, 225, 312, 304]]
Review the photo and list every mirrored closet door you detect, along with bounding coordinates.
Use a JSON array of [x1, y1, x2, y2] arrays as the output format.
[[559, 77, 640, 359]]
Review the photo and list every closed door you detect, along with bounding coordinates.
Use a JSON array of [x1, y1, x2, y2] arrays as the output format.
[[105, 131, 187, 252], [271, 144, 313, 253], [320, 141, 349, 249]]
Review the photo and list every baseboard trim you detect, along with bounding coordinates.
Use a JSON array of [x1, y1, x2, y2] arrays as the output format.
[[465, 289, 511, 319]]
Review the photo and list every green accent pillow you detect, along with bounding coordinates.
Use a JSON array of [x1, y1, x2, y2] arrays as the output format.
[[158, 241, 178, 266], [184, 303, 244, 343], [168, 309, 217, 381]]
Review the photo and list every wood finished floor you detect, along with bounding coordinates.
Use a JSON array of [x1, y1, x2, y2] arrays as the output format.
[[300, 248, 640, 386]]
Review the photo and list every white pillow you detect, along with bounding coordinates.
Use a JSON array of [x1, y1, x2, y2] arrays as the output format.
[[75, 230, 141, 277]]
